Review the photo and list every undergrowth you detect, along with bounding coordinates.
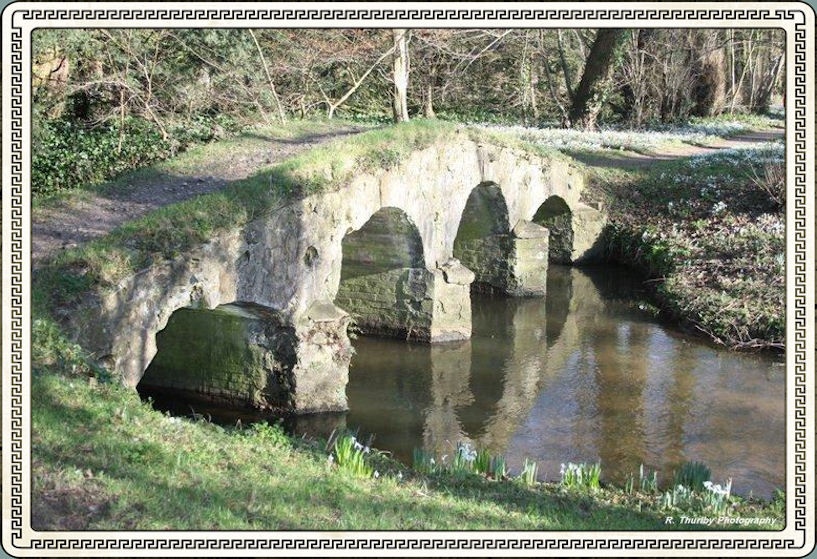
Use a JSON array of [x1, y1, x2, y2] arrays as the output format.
[[592, 142, 785, 350]]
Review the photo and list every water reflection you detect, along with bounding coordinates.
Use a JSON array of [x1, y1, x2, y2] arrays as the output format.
[[341, 266, 784, 498], [145, 265, 785, 498]]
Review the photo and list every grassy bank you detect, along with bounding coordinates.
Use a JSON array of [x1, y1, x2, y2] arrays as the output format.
[[31, 354, 784, 531], [586, 142, 785, 350]]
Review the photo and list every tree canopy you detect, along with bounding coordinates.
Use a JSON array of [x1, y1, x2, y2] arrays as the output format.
[[31, 27, 785, 196]]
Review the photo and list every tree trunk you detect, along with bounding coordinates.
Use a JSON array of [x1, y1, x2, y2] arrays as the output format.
[[567, 28, 626, 129], [423, 83, 436, 118], [691, 32, 728, 117], [392, 29, 410, 123]]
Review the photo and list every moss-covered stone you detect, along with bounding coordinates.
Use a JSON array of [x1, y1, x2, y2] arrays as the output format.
[[139, 304, 296, 410]]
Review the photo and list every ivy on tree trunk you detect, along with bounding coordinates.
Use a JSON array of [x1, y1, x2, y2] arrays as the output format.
[[567, 28, 627, 130]]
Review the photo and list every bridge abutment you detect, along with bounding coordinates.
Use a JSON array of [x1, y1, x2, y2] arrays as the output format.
[[138, 301, 353, 414]]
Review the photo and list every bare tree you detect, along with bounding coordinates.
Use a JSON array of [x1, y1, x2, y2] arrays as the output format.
[[567, 29, 627, 129], [392, 29, 410, 122]]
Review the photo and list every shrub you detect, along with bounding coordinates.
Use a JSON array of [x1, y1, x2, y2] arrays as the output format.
[[32, 116, 171, 197], [752, 160, 785, 209]]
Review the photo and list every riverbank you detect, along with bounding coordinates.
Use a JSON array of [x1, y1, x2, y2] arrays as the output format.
[[586, 139, 785, 350], [31, 354, 784, 530]]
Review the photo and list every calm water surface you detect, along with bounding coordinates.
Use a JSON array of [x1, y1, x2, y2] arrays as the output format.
[[312, 266, 784, 498], [148, 265, 786, 498]]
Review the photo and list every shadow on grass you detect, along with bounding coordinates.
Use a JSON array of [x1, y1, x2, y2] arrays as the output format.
[[31, 372, 677, 532]]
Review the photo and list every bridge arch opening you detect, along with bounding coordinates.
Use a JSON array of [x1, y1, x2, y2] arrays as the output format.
[[453, 182, 513, 293], [137, 302, 298, 412], [533, 195, 573, 264], [334, 206, 433, 341]]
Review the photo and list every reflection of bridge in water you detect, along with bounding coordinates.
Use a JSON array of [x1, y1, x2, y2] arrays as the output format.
[[339, 266, 783, 496], [335, 266, 616, 461], [418, 266, 610, 461]]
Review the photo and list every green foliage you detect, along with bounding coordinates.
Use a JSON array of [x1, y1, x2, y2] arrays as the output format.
[[473, 448, 492, 475], [412, 448, 437, 475], [330, 432, 375, 478], [32, 117, 170, 197], [673, 461, 711, 492], [518, 459, 539, 487], [560, 462, 602, 491], [490, 455, 508, 480], [32, 114, 241, 198], [246, 421, 290, 448], [31, 317, 110, 381]]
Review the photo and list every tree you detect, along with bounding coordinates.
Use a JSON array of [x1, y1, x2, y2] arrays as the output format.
[[567, 28, 627, 129], [392, 29, 410, 122]]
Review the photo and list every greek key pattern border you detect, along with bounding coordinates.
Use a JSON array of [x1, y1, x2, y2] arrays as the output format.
[[6, 21, 26, 548], [790, 11, 809, 538], [12, 7, 801, 23], [4, 4, 810, 555]]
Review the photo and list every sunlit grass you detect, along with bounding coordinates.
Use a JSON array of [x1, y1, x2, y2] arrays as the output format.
[[30, 360, 785, 531]]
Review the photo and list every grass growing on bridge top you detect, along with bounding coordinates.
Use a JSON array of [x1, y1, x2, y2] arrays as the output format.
[[33, 118, 564, 314]]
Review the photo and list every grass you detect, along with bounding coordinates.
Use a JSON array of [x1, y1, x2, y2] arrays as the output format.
[[29, 353, 785, 531]]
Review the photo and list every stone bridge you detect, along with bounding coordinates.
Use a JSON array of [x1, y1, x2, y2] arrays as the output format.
[[75, 137, 606, 414]]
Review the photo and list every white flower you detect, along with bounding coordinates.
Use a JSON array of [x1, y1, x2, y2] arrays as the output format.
[[712, 201, 728, 216], [374, 471, 380, 479]]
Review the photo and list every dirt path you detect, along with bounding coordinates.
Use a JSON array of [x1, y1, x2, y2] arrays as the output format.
[[31, 125, 784, 265], [31, 124, 369, 265]]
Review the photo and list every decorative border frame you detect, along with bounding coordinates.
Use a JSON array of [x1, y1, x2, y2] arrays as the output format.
[[2, 2, 814, 557]]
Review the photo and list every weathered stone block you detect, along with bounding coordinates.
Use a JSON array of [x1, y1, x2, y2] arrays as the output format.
[[139, 304, 297, 410]]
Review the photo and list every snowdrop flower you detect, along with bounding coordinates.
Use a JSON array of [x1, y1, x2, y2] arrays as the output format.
[[712, 201, 728, 216]]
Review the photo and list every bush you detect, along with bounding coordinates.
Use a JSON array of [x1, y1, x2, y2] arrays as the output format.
[[32, 116, 171, 197], [31, 114, 239, 198]]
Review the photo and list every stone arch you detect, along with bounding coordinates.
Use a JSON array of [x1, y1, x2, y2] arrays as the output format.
[[334, 207, 434, 341], [453, 182, 513, 293], [137, 302, 298, 411], [533, 195, 574, 264]]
